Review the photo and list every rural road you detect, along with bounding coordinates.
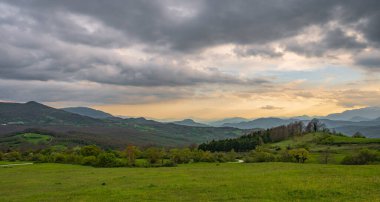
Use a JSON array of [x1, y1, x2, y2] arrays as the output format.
[[0, 163, 34, 167]]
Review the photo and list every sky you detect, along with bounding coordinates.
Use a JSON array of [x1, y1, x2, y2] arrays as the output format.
[[0, 0, 380, 120]]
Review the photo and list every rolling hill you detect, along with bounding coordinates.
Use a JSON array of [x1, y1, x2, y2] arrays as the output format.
[[0, 102, 246, 149], [61, 107, 114, 119], [0, 101, 103, 125], [172, 119, 209, 127], [221, 117, 295, 129]]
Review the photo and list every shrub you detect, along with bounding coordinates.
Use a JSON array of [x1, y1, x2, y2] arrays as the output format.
[[80, 145, 102, 157], [278, 150, 293, 162], [352, 132, 366, 138], [162, 159, 177, 167], [244, 150, 276, 163], [97, 152, 118, 167], [5, 151, 21, 161], [52, 153, 66, 163], [144, 148, 163, 164], [289, 148, 309, 163], [82, 156, 97, 166], [341, 149, 379, 165]]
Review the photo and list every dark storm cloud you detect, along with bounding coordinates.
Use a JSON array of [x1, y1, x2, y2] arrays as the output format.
[[355, 52, 380, 70], [3, 0, 380, 51], [286, 27, 367, 57], [0, 0, 380, 104]]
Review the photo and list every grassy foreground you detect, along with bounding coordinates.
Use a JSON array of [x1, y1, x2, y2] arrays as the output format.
[[1, 162, 380, 201]]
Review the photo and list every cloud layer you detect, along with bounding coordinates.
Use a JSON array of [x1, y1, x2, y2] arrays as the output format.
[[0, 0, 379, 118]]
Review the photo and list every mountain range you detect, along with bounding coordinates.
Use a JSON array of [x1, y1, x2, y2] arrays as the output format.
[[0, 101, 245, 149], [1, 101, 379, 151]]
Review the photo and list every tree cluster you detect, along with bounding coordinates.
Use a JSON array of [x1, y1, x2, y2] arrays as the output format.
[[199, 121, 305, 152]]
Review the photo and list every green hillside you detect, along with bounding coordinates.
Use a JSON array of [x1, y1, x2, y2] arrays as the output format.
[[265, 132, 380, 164], [0, 102, 246, 149]]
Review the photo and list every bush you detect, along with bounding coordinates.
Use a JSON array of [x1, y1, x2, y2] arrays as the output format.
[[52, 153, 66, 163], [352, 132, 366, 138], [162, 159, 177, 167], [244, 151, 276, 163], [82, 156, 97, 166], [4, 151, 21, 161], [80, 145, 101, 157], [278, 150, 293, 162], [97, 152, 117, 167], [341, 149, 379, 165], [289, 148, 309, 163]]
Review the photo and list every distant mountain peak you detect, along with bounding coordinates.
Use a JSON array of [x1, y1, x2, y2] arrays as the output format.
[[172, 119, 209, 127], [25, 101, 42, 105]]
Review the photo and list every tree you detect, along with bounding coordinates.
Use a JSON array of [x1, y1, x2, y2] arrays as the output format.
[[319, 147, 332, 164], [352, 132, 366, 138], [290, 148, 309, 163], [125, 145, 140, 166], [97, 152, 117, 167], [306, 119, 326, 133], [145, 148, 162, 164], [80, 145, 101, 157]]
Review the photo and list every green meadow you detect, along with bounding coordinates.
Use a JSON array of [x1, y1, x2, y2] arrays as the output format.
[[1, 162, 379, 202]]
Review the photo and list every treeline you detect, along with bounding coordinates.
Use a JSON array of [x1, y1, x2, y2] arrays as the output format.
[[0, 145, 239, 168], [199, 119, 329, 152]]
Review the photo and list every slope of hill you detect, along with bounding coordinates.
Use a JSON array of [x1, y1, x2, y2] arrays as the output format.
[[0, 102, 246, 149], [222, 117, 295, 129], [208, 117, 250, 127], [172, 119, 209, 127], [325, 107, 380, 121], [61, 107, 114, 119], [0, 101, 103, 125]]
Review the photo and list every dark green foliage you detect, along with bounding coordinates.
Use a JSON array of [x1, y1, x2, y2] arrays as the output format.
[[4, 151, 21, 161], [97, 152, 122, 167], [352, 132, 366, 138], [81, 156, 97, 166], [80, 145, 101, 157], [305, 119, 328, 133], [144, 147, 163, 164], [341, 149, 379, 165], [244, 149, 276, 163], [199, 121, 304, 152]]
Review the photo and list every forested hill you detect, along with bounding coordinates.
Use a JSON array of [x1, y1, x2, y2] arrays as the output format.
[[0, 101, 103, 125], [0, 102, 247, 149], [199, 120, 328, 152]]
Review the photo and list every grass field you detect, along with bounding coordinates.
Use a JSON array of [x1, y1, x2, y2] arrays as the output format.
[[1, 162, 379, 202], [20, 133, 52, 144]]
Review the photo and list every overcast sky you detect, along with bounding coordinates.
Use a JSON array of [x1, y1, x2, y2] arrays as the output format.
[[0, 0, 379, 120]]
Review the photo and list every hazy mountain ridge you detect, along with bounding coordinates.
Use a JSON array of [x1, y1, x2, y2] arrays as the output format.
[[61, 107, 114, 119], [172, 119, 210, 127]]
